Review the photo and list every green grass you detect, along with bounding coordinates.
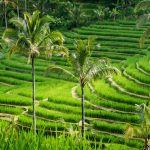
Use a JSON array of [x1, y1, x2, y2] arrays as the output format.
[[0, 19, 149, 149], [126, 64, 150, 84], [18, 115, 65, 131], [40, 101, 81, 114], [77, 86, 137, 112], [0, 93, 31, 106], [28, 106, 81, 123], [0, 70, 45, 82], [138, 57, 150, 73], [74, 27, 143, 38], [0, 76, 27, 85], [0, 105, 24, 115], [113, 74, 150, 96], [91, 120, 127, 134], [0, 83, 13, 93], [93, 80, 145, 105]]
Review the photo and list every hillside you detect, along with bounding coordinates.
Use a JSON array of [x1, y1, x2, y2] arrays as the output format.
[[0, 20, 150, 149]]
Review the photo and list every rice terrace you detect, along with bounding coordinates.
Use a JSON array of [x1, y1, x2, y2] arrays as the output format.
[[1, 0, 150, 149]]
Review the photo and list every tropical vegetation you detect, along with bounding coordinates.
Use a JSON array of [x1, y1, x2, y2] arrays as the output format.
[[0, 0, 150, 149]]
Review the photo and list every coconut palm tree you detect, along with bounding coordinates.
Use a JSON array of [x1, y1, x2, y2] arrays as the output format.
[[67, 3, 85, 27], [125, 102, 150, 150], [2, 10, 68, 134], [0, 0, 16, 28], [135, 0, 150, 47], [46, 39, 118, 137]]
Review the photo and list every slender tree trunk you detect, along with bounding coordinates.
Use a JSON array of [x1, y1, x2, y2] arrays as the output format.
[[17, 0, 20, 32], [81, 84, 85, 138], [144, 137, 148, 150], [32, 56, 36, 135], [4, 1, 7, 29], [42, 3, 44, 12], [114, 15, 116, 21], [25, 0, 27, 11]]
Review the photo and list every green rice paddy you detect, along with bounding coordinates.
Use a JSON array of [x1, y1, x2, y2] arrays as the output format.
[[1, 20, 150, 149]]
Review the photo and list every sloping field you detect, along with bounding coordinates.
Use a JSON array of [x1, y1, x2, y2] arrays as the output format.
[[0, 20, 150, 149]]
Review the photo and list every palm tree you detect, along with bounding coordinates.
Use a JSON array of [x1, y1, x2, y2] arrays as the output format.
[[125, 102, 150, 150], [67, 3, 85, 27], [135, 0, 150, 47], [93, 6, 105, 21], [109, 8, 120, 21], [47, 39, 118, 137], [0, 0, 16, 29], [2, 10, 67, 134]]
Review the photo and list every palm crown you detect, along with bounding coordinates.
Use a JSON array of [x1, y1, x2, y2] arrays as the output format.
[[69, 39, 118, 87], [2, 10, 68, 62]]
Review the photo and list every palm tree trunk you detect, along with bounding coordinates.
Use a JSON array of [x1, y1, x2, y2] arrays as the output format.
[[4, 1, 7, 29], [81, 84, 85, 138], [25, 0, 27, 11], [32, 56, 36, 135], [144, 137, 148, 150], [117, 0, 119, 5], [42, 1, 45, 14], [17, 0, 20, 32]]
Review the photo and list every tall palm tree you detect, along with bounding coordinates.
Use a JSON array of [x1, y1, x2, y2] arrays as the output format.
[[47, 39, 118, 137], [1, 0, 16, 28], [2, 10, 68, 134], [135, 0, 150, 47], [125, 102, 150, 150]]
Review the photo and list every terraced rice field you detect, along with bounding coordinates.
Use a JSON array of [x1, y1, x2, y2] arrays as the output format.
[[1, 20, 150, 149]]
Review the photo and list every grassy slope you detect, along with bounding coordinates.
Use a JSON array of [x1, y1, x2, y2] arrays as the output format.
[[0, 20, 150, 149]]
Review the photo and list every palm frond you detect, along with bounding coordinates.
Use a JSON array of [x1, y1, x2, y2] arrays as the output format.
[[124, 124, 135, 140], [24, 11, 32, 35], [39, 15, 55, 27], [135, 0, 150, 12], [84, 59, 119, 83], [17, 32, 31, 48], [124, 124, 144, 140], [52, 45, 68, 57], [45, 65, 77, 81], [2, 28, 18, 46], [51, 31, 64, 45], [8, 45, 20, 57], [9, 17, 25, 30], [74, 39, 91, 68]]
